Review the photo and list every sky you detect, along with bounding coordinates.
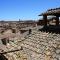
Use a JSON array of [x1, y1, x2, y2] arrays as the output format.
[[0, 0, 60, 21]]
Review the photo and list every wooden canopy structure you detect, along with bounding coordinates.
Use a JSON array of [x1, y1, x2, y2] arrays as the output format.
[[39, 7, 60, 26]]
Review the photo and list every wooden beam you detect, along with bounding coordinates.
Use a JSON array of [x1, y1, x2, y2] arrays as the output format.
[[43, 15, 47, 26], [0, 46, 23, 54], [56, 16, 59, 25]]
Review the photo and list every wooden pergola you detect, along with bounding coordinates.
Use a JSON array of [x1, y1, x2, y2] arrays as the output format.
[[39, 7, 60, 26]]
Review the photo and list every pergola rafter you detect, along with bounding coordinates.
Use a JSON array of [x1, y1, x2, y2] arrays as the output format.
[[39, 7, 60, 26]]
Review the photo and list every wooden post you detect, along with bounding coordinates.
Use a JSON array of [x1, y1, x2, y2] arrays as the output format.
[[43, 15, 47, 26], [56, 16, 59, 25], [29, 29, 31, 34]]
